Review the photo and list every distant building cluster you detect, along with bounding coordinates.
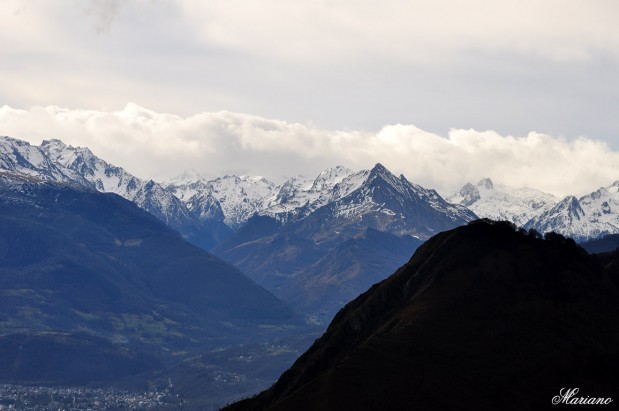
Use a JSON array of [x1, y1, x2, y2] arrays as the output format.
[[0, 384, 179, 410]]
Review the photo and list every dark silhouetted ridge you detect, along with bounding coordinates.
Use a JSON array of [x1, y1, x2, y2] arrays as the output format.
[[225, 220, 619, 411]]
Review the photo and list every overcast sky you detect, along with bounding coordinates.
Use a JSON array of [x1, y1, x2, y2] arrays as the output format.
[[1, 0, 619, 196]]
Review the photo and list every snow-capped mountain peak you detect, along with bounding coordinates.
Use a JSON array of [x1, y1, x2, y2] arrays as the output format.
[[0, 136, 92, 187], [37, 139, 199, 230], [448, 178, 558, 227], [0, 137, 203, 239], [259, 167, 356, 221], [478, 177, 493, 190], [526, 196, 586, 236], [41, 139, 141, 197], [367, 163, 398, 185], [292, 163, 477, 239], [132, 162, 471, 236], [310, 165, 354, 192], [458, 183, 481, 206], [329, 169, 371, 202], [271, 175, 313, 202], [40, 139, 96, 165], [165, 173, 276, 229], [527, 181, 619, 241]]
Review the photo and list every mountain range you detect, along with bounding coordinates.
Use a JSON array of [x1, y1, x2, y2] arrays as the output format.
[[0, 136, 476, 320], [6, 135, 619, 247], [165, 162, 619, 248], [166, 163, 475, 238], [5, 135, 619, 320]]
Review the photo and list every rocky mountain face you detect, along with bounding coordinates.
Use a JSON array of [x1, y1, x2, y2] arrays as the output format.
[[225, 220, 619, 411]]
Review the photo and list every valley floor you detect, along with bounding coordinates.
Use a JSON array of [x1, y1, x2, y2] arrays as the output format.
[[0, 383, 175, 410]]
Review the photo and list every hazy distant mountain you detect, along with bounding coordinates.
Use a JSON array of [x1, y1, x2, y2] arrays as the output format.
[[527, 181, 619, 241], [447, 177, 557, 226], [0, 174, 294, 384], [226, 220, 619, 410]]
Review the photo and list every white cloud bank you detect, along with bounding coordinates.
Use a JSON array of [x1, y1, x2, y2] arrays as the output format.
[[1, 103, 617, 197]]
